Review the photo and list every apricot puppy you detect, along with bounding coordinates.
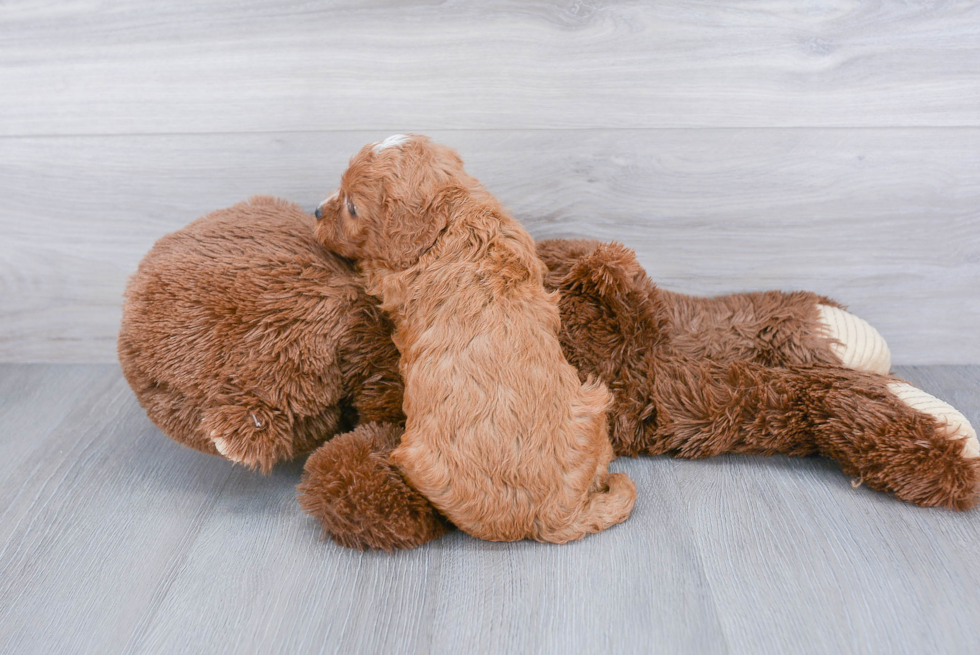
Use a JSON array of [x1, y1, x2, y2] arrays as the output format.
[[314, 135, 636, 543]]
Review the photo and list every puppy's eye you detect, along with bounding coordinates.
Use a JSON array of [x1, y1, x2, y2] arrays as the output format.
[[346, 199, 357, 217]]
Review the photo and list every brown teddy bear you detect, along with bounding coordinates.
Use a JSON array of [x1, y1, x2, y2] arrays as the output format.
[[119, 195, 979, 551], [118, 196, 405, 473]]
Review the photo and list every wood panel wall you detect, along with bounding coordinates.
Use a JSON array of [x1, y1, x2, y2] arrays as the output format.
[[1, 1, 978, 363]]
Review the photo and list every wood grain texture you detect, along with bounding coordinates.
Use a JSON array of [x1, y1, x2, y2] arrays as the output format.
[[0, 365, 236, 654], [2, 129, 978, 363], [0, 364, 978, 654], [1, 0, 979, 134]]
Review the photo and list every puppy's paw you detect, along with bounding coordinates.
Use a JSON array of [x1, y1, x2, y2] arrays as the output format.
[[204, 403, 294, 473], [817, 305, 891, 375], [589, 472, 637, 528], [888, 382, 979, 459]]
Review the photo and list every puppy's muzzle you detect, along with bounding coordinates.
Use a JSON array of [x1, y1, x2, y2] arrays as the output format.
[[315, 191, 339, 221]]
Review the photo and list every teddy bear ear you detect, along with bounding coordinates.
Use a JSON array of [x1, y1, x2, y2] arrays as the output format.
[[564, 242, 645, 297], [557, 242, 671, 351]]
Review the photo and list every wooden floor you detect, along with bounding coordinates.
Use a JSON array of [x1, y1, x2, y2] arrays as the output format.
[[1, 363, 978, 654]]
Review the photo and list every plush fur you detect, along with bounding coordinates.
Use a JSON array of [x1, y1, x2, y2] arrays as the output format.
[[118, 196, 403, 473], [298, 421, 448, 550], [548, 240, 979, 503], [120, 196, 980, 552], [311, 135, 636, 543]]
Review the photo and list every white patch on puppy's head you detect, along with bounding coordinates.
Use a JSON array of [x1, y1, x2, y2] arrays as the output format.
[[373, 134, 411, 153], [316, 190, 339, 212]]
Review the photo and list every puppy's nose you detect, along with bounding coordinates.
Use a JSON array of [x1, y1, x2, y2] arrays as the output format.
[[314, 206, 322, 220]]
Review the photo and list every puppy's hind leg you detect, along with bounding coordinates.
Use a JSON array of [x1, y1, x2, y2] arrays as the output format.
[[543, 380, 637, 544], [534, 385, 637, 545]]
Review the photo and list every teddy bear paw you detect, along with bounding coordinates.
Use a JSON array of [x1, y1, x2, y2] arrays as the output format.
[[203, 405, 294, 473], [888, 382, 979, 458], [817, 305, 891, 375], [208, 429, 289, 472], [210, 434, 238, 460]]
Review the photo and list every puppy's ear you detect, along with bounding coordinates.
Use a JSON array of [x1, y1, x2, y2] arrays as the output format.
[[380, 183, 463, 269]]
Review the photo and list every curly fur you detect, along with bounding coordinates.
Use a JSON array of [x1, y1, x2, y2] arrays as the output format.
[[318, 238, 978, 547], [312, 135, 636, 543], [118, 196, 403, 472]]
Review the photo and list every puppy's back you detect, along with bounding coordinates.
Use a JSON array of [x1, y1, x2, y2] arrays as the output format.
[[389, 216, 636, 543]]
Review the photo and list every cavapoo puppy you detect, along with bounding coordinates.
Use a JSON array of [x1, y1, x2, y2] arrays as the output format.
[[313, 134, 636, 543]]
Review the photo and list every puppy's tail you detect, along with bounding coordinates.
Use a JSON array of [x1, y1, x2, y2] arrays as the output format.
[[582, 472, 637, 534], [535, 472, 637, 544]]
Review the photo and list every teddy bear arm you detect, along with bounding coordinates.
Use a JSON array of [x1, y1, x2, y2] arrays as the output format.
[[337, 304, 407, 426], [342, 333, 405, 426], [658, 288, 846, 368], [539, 238, 842, 370]]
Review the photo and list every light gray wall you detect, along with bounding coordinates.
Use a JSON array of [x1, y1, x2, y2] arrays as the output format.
[[1, 1, 978, 363]]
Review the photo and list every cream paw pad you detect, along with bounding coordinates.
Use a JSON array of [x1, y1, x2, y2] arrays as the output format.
[[210, 434, 241, 462], [817, 305, 891, 375], [888, 382, 980, 458]]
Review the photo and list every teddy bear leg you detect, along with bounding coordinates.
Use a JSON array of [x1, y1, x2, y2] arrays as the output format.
[[815, 304, 891, 375], [660, 289, 890, 373], [645, 360, 980, 508], [297, 422, 450, 551], [814, 375, 979, 508], [885, 382, 979, 459], [201, 396, 297, 473]]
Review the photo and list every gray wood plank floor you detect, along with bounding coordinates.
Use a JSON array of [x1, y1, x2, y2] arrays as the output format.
[[1, 364, 979, 655]]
